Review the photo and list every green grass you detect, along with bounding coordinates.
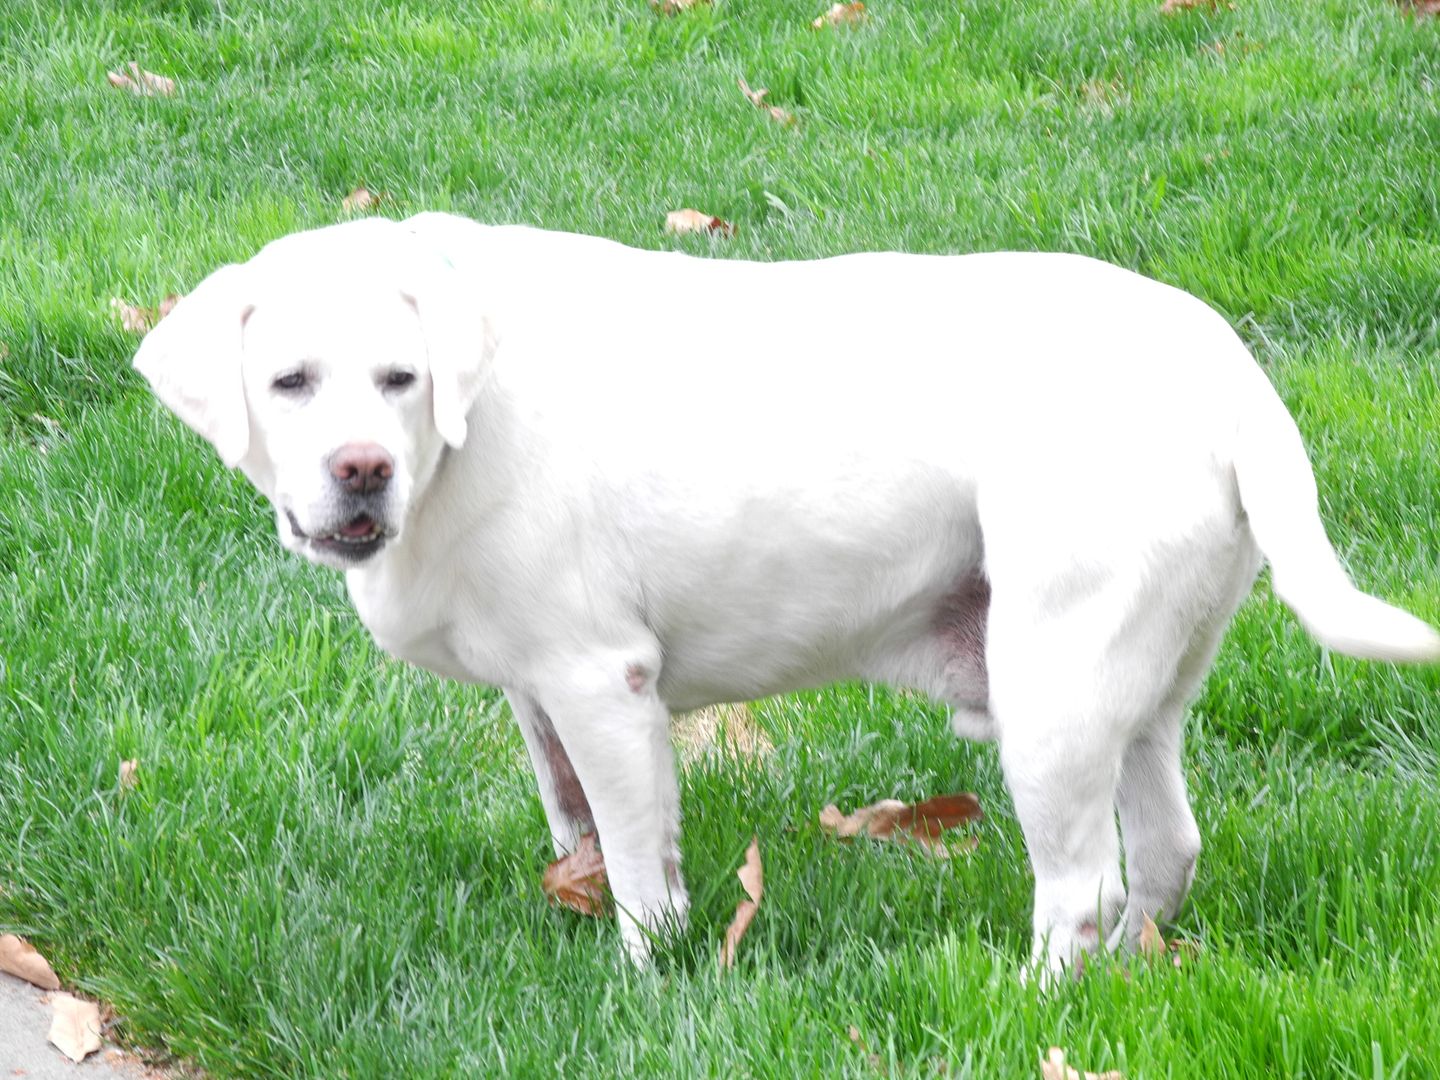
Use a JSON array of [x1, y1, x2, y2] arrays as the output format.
[[4, 0, 1440, 1075]]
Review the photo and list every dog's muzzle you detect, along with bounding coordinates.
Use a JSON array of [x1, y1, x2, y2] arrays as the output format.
[[286, 507, 395, 563]]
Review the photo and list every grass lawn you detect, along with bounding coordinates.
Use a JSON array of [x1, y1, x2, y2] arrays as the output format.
[[4, 0, 1440, 1075]]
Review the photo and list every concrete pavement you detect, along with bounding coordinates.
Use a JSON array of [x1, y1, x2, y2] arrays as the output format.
[[0, 972, 162, 1079]]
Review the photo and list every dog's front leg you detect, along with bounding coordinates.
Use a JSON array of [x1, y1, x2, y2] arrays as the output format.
[[506, 689, 596, 857], [535, 650, 686, 965]]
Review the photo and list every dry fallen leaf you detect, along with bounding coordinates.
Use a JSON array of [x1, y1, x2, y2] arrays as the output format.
[[1138, 914, 1196, 969], [719, 836, 763, 968], [819, 793, 982, 856], [0, 934, 60, 990], [737, 77, 797, 126], [109, 298, 152, 333], [341, 186, 382, 213], [737, 77, 766, 108], [1138, 913, 1165, 959], [664, 208, 736, 238], [812, 1, 867, 29], [119, 759, 139, 791], [1402, 1, 1440, 15], [1040, 1047, 1124, 1080], [109, 295, 181, 334], [652, 0, 709, 12], [48, 993, 103, 1063], [106, 62, 176, 97], [541, 833, 608, 916]]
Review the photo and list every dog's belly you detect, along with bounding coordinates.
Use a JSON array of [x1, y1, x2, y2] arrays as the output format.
[[636, 470, 985, 710], [653, 590, 975, 710]]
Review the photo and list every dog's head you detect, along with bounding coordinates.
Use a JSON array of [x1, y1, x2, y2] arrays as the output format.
[[134, 218, 491, 570]]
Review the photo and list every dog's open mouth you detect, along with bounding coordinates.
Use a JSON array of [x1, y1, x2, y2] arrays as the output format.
[[313, 513, 388, 559], [328, 514, 383, 544], [287, 510, 390, 561]]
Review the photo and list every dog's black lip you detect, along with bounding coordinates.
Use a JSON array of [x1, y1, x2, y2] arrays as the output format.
[[310, 534, 387, 561]]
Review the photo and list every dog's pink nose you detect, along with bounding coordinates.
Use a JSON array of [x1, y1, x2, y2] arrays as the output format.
[[329, 442, 393, 495]]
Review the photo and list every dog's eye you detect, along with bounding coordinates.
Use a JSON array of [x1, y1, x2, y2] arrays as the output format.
[[271, 371, 308, 393], [383, 370, 417, 390]]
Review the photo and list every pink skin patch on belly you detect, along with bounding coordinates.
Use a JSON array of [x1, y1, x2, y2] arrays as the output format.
[[934, 572, 990, 682]]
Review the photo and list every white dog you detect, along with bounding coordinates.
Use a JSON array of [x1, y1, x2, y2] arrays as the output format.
[[134, 213, 1440, 976]]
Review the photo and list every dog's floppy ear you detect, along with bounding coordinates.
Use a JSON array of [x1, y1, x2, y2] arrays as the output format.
[[402, 257, 494, 449], [133, 263, 255, 468]]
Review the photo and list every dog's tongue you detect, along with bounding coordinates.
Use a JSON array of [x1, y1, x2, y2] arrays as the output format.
[[341, 515, 376, 538]]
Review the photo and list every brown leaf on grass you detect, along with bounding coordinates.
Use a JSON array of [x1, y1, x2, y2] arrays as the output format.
[[819, 793, 982, 856], [341, 186, 383, 213], [1138, 914, 1197, 969], [119, 759, 139, 791], [812, 1, 867, 28], [664, 208, 736, 238], [109, 298, 152, 333], [106, 62, 176, 97], [1159, 0, 1234, 12], [109, 295, 182, 334], [737, 77, 767, 108], [48, 993, 103, 1063], [1401, 1, 1440, 15], [719, 836, 762, 968], [1040, 1048, 1124, 1080], [652, 0, 709, 12], [541, 833, 608, 916], [737, 78, 797, 126], [1138, 913, 1165, 959], [0, 934, 60, 991]]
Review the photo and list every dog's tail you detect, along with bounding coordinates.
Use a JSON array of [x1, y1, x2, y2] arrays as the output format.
[[1232, 366, 1440, 662]]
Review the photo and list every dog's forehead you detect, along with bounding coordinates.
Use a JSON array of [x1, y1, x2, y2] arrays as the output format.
[[240, 271, 424, 370], [226, 219, 451, 371], [245, 219, 422, 305]]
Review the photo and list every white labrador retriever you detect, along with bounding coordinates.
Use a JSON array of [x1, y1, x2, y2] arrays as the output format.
[[134, 213, 1440, 977]]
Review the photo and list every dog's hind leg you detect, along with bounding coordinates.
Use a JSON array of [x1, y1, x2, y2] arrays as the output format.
[[507, 689, 596, 856], [1109, 704, 1199, 950], [1110, 533, 1261, 950], [989, 640, 1130, 981], [985, 523, 1244, 980]]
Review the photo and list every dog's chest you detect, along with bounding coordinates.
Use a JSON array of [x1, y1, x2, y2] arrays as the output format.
[[345, 563, 506, 684]]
